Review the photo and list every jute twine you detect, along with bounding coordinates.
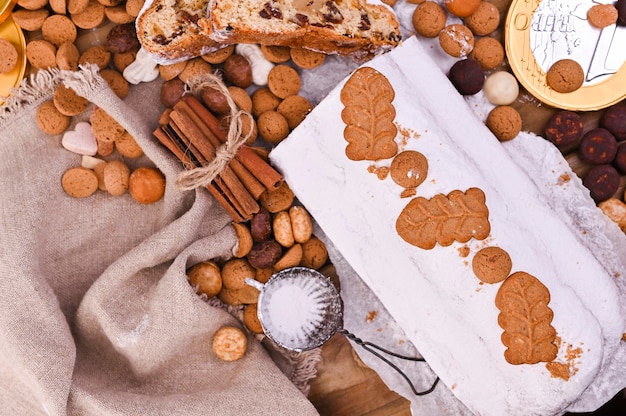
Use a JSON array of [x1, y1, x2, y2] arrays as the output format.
[[175, 73, 254, 190]]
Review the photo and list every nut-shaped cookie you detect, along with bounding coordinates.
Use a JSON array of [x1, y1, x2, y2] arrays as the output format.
[[273, 211, 295, 248], [289, 206, 313, 244]]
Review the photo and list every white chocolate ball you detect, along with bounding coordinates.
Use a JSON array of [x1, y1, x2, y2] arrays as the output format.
[[483, 71, 519, 105]]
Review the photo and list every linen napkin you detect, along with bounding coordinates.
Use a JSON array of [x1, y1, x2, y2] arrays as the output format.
[[0, 65, 319, 416]]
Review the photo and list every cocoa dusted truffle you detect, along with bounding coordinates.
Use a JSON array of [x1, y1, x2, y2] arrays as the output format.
[[579, 128, 618, 164], [600, 104, 626, 141], [614, 143, 626, 174], [583, 164, 620, 203], [618, 0, 626, 24], [544, 111, 583, 147], [448, 58, 484, 95], [107, 23, 140, 54]]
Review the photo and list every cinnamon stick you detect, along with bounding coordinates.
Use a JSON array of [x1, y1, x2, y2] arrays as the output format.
[[182, 94, 228, 142]]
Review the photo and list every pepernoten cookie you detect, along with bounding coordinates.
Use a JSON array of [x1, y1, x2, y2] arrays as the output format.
[[0, 39, 18, 74], [340, 66, 398, 161], [546, 59, 584, 93], [61, 167, 98, 198], [53, 85, 89, 116], [396, 187, 490, 249], [36, 100, 71, 135], [389, 150, 428, 189], [495, 272, 558, 365], [472, 246, 512, 284]]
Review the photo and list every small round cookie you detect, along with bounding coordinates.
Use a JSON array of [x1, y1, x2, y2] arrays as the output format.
[[103, 160, 130, 196], [91, 107, 126, 143], [93, 161, 107, 191], [546, 59, 584, 93], [470, 36, 505, 70], [36, 100, 71, 135], [115, 130, 144, 158], [79, 45, 111, 70], [61, 167, 99, 198], [12, 9, 50, 32], [587, 4, 618, 28], [300, 235, 329, 270], [49, 0, 67, 14], [390, 150, 429, 188], [448, 58, 484, 95], [41, 15, 77, 47], [276, 94, 313, 129], [67, 0, 89, 14], [159, 61, 187, 81], [112, 50, 137, 72], [472, 246, 512, 284], [16, 0, 48, 10], [257, 110, 290, 145], [412, 1, 447, 38], [483, 71, 519, 105], [228, 86, 253, 113], [177, 57, 212, 84], [260, 44, 291, 63], [0, 39, 18, 74], [104, 5, 136, 24], [251, 87, 282, 117], [464, 1, 500, 36], [187, 260, 222, 298], [26, 40, 58, 70], [274, 243, 303, 271], [71, 0, 106, 29], [486, 105, 522, 142], [100, 68, 130, 99], [53, 85, 89, 116], [201, 44, 235, 64], [258, 180, 295, 213], [439, 24, 475, 58], [128, 167, 165, 204], [243, 304, 264, 334], [56, 41, 80, 71], [232, 222, 254, 258], [125, 0, 144, 17], [221, 258, 256, 290], [445, 0, 482, 17], [267, 64, 301, 99], [290, 47, 326, 69], [212, 326, 247, 362]]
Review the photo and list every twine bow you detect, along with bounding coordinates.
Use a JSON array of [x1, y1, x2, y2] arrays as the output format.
[[175, 73, 254, 190]]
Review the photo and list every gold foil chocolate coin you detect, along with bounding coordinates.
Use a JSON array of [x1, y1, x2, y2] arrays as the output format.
[[506, 0, 626, 111]]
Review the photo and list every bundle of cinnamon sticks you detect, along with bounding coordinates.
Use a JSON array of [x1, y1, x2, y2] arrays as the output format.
[[154, 94, 283, 222]]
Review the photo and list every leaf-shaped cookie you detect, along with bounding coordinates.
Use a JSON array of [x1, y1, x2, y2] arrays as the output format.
[[495, 272, 558, 365], [340, 66, 398, 161], [395, 187, 491, 249]]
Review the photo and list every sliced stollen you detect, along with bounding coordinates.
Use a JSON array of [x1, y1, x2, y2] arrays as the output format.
[[136, 0, 401, 64], [269, 36, 626, 415]]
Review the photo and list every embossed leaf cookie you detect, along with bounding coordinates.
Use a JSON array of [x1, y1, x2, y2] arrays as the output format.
[[340, 66, 398, 161], [495, 272, 558, 365], [395, 187, 491, 249]]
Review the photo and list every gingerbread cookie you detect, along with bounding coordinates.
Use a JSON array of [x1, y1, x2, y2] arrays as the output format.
[[201, 44, 235, 64], [0, 39, 18, 74], [79, 45, 111, 70], [276, 95, 313, 129], [412, 1, 447, 38], [61, 167, 98, 198], [260, 44, 291, 63], [212, 326, 247, 361], [251, 87, 282, 117], [470, 36, 505, 70], [464, 1, 500, 36], [36, 100, 71, 135], [472, 246, 512, 284], [41, 14, 77, 47], [26, 40, 57, 70], [340, 66, 398, 161], [439, 24, 475, 58], [56, 41, 80, 71], [546, 59, 584, 93], [267, 65, 301, 99], [495, 272, 558, 365], [486, 105, 522, 142], [389, 150, 429, 189], [396, 187, 490, 249], [290, 47, 326, 69], [12, 8, 49, 32], [257, 111, 290, 145], [70, 0, 106, 29]]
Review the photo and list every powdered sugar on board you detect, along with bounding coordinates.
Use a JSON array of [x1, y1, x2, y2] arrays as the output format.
[[270, 36, 626, 415]]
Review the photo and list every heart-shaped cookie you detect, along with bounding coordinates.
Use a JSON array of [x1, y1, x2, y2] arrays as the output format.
[[62, 121, 98, 156]]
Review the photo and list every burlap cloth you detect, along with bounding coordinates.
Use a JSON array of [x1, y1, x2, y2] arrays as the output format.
[[0, 66, 320, 415]]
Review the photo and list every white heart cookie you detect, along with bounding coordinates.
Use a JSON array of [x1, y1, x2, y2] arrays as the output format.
[[62, 122, 98, 156]]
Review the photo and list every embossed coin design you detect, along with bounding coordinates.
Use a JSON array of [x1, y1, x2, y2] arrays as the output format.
[[506, 0, 626, 111]]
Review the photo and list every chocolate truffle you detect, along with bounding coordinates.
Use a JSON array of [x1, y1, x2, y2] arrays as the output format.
[[579, 128, 618, 164], [583, 164, 620, 203], [617, 0, 626, 24], [544, 111, 584, 147], [600, 104, 626, 141], [449, 58, 484, 95], [614, 143, 626, 174]]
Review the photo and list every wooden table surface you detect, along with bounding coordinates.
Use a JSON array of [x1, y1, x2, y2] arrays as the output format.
[[306, 0, 625, 414]]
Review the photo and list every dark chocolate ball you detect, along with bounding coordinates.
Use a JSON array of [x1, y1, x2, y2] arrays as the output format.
[[448, 58, 484, 95], [106, 23, 139, 54], [544, 110, 583, 147], [600, 104, 626, 141], [614, 143, 626, 174], [579, 128, 618, 164], [618, 0, 626, 24], [583, 164, 620, 203]]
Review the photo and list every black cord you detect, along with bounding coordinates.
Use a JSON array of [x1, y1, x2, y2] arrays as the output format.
[[339, 329, 440, 396]]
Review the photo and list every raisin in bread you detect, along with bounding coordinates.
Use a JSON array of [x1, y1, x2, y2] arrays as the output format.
[[137, 0, 401, 64]]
